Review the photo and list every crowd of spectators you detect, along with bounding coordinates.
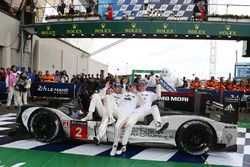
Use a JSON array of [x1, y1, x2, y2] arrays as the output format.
[[0, 67, 118, 87], [188, 76, 250, 93], [57, 0, 98, 17], [132, 73, 250, 93], [0, 65, 116, 109], [1, 66, 250, 93], [70, 72, 117, 84]]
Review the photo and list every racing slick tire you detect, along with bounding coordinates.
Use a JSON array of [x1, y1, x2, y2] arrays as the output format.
[[28, 109, 62, 143], [175, 120, 217, 155]]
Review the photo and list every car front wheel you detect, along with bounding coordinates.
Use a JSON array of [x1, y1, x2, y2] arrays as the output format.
[[29, 109, 61, 142]]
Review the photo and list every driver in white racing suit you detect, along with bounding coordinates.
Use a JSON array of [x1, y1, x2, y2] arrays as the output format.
[[116, 79, 162, 155], [92, 79, 127, 145], [81, 81, 112, 121], [80, 81, 124, 144], [106, 83, 144, 156]]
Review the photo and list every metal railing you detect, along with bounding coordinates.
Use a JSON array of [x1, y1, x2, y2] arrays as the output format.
[[16, 2, 250, 24]]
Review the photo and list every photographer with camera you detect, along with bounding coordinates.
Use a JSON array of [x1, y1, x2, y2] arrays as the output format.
[[15, 69, 31, 107]]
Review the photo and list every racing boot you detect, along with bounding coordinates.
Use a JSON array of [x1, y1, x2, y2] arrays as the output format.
[[116, 145, 126, 155], [93, 136, 101, 145], [81, 112, 93, 121], [110, 145, 118, 156]]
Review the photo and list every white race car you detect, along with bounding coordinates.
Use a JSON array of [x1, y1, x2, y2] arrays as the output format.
[[16, 82, 237, 155]]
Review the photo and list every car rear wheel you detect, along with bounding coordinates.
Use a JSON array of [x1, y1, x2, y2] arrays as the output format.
[[29, 109, 61, 142], [175, 120, 217, 155]]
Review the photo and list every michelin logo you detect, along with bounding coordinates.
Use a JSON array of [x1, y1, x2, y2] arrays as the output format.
[[224, 104, 235, 112], [160, 96, 189, 102]]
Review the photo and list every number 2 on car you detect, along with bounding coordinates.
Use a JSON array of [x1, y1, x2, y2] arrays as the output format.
[[70, 124, 88, 139]]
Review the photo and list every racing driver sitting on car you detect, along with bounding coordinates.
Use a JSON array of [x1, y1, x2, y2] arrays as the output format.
[[92, 79, 128, 144], [105, 82, 144, 156], [80, 80, 123, 138], [116, 78, 162, 155], [81, 80, 113, 122]]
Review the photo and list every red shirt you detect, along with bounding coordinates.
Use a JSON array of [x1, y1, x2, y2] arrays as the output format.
[[106, 5, 113, 20], [189, 81, 201, 90]]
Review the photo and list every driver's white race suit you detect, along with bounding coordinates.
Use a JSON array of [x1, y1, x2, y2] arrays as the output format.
[[82, 84, 126, 141], [106, 91, 144, 156], [94, 90, 124, 140], [117, 84, 162, 154], [81, 87, 108, 120]]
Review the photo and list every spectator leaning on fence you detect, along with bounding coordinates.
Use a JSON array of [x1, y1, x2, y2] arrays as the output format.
[[54, 70, 61, 83], [224, 79, 236, 91], [33, 70, 43, 82], [68, 3, 75, 15], [57, 0, 66, 15], [42, 70, 53, 82], [205, 76, 217, 90], [26, 67, 35, 82], [198, 1, 206, 20], [60, 70, 69, 83], [216, 77, 225, 91], [237, 80, 247, 93], [105, 3, 113, 20], [181, 76, 188, 88], [189, 77, 202, 90]]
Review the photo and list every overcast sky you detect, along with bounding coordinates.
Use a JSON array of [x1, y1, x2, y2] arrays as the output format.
[[90, 0, 250, 79]]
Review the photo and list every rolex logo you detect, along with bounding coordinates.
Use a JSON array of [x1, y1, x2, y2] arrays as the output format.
[[225, 25, 231, 31], [47, 25, 51, 31], [101, 23, 106, 29], [131, 23, 136, 28], [194, 24, 200, 30], [163, 23, 168, 29], [72, 24, 77, 29]]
